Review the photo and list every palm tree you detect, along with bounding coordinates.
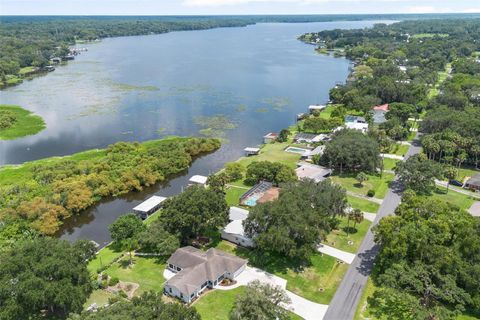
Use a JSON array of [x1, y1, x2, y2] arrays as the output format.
[[352, 209, 364, 231]]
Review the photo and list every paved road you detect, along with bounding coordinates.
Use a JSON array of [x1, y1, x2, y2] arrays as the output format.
[[323, 135, 422, 320]]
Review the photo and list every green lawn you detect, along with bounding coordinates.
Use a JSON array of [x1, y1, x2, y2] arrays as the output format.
[[103, 256, 166, 294], [331, 173, 394, 199], [194, 286, 303, 320], [84, 289, 116, 309], [19, 66, 36, 75], [326, 216, 371, 253], [388, 143, 409, 157], [144, 209, 162, 226], [215, 241, 348, 304], [430, 187, 476, 210], [382, 158, 399, 171], [234, 141, 301, 169], [347, 195, 380, 213], [225, 186, 248, 206], [88, 245, 124, 273], [0, 105, 46, 140]]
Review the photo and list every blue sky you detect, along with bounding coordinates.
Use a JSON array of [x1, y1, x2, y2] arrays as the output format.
[[1, 0, 480, 15]]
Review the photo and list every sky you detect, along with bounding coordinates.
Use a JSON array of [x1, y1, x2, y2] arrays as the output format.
[[1, 0, 480, 16]]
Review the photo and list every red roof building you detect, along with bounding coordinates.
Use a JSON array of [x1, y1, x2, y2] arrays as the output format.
[[372, 103, 389, 112]]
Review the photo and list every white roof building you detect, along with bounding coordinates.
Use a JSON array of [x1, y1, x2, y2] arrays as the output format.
[[133, 195, 167, 218], [221, 207, 254, 247], [309, 104, 326, 112], [295, 163, 332, 182], [345, 122, 369, 133], [188, 175, 208, 186]]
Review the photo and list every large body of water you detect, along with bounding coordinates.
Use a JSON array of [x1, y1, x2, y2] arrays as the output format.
[[0, 20, 385, 246]]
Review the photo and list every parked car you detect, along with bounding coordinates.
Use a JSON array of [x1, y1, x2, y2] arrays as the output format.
[[449, 179, 463, 187]]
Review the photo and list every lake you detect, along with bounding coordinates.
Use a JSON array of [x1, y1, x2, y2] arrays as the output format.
[[0, 20, 388, 246]]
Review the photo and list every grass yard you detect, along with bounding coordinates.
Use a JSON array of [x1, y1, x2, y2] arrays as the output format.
[[144, 209, 162, 226], [326, 216, 371, 254], [225, 185, 248, 206], [194, 287, 244, 320], [388, 143, 409, 157], [234, 142, 301, 169], [347, 195, 380, 213], [215, 241, 348, 305], [103, 256, 166, 294], [84, 289, 116, 309], [430, 187, 476, 210], [382, 158, 399, 171], [0, 104, 46, 140], [194, 286, 303, 320], [88, 244, 124, 273], [331, 173, 394, 199]]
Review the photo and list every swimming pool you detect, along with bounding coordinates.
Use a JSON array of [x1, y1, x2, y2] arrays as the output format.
[[285, 146, 309, 154], [243, 194, 261, 206]]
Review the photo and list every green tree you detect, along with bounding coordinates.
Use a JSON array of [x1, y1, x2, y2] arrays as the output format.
[[372, 195, 480, 318], [244, 179, 347, 261], [394, 154, 443, 195], [224, 162, 244, 181], [161, 185, 228, 243], [245, 161, 296, 186], [207, 172, 229, 193], [318, 129, 380, 173], [229, 280, 291, 320], [277, 129, 290, 143], [138, 220, 180, 257], [356, 172, 368, 186], [70, 291, 200, 320], [0, 238, 95, 320], [109, 214, 145, 244], [443, 165, 458, 194]]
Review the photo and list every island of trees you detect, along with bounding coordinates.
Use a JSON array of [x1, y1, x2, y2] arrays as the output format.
[[0, 137, 220, 238]]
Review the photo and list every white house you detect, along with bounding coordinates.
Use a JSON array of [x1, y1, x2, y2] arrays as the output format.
[[345, 121, 369, 133], [295, 162, 332, 182], [164, 246, 247, 303], [221, 207, 254, 247]]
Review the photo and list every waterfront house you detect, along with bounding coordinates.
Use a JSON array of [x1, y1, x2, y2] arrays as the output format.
[[293, 132, 325, 144], [301, 145, 325, 160], [132, 195, 167, 219], [263, 132, 278, 144], [295, 162, 332, 182], [164, 246, 247, 303], [344, 115, 369, 133], [221, 207, 254, 248]]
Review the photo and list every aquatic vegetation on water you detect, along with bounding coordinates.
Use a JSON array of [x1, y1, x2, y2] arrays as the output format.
[[236, 104, 247, 112], [194, 114, 237, 138], [255, 108, 268, 113], [261, 97, 291, 111]]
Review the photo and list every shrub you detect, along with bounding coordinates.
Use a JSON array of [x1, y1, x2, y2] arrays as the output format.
[[367, 189, 376, 197], [109, 277, 119, 286]]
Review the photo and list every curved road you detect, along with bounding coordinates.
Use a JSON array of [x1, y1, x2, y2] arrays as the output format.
[[323, 134, 422, 320]]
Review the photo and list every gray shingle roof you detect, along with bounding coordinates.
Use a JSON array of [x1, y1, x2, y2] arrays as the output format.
[[166, 246, 247, 296], [466, 173, 480, 187]]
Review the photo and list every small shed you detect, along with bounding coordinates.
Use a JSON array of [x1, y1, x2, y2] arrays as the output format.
[[244, 147, 260, 156], [188, 175, 208, 186], [51, 57, 61, 64], [263, 132, 278, 144], [465, 174, 480, 192], [309, 104, 326, 114], [133, 195, 167, 219]]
